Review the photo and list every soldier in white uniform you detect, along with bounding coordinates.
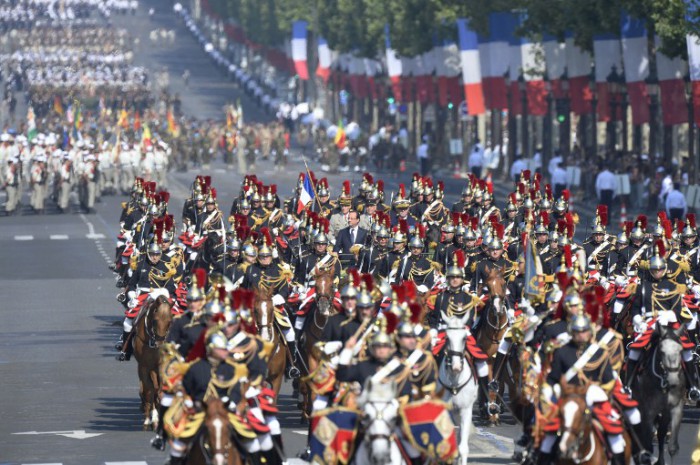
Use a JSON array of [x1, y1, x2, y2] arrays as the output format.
[[58, 153, 73, 213], [4, 157, 20, 214], [30, 154, 48, 213]]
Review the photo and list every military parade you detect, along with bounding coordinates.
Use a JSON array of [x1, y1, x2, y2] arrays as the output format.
[[5, 1, 700, 465]]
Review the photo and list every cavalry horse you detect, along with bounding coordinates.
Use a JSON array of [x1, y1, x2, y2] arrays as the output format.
[[186, 397, 243, 465], [556, 382, 619, 465], [253, 289, 287, 398], [632, 324, 686, 465], [438, 312, 480, 465], [133, 294, 173, 430], [299, 266, 336, 420], [355, 379, 407, 465], [475, 265, 509, 425]]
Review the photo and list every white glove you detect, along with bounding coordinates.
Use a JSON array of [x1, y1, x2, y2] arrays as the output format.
[[323, 341, 343, 355], [632, 315, 646, 334], [614, 276, 627, 288], [272, 294, 285, 306], [245, 386, 260, 399], [416, 284, 429, 294]]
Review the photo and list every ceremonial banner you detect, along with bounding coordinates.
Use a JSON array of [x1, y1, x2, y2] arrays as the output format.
[[399, 399, 458, 462], [309, 407, 361, 465], [524, 232, 544, 303]]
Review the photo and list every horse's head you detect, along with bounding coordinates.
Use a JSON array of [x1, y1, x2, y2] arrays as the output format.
[[441, 311, 469, 373], [360, 379, 399, 465], [253, 289, 275, 343], [147, 295, 173, 349], [314, 267, 334, 317], [202, 398, 234, 465], [657, 323, 685, 388], [484, 265, 506, 302], [557, 382, 591, 461]]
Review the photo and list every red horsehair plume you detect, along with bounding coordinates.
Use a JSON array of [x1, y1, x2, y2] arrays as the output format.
[[424, 177, 434, 189], [677, 220, 686, 235], [377, 180, 384, 192], [236, 226, 250, 242], [455, 249, 466, 268], [392, 284, 405, 303], [545, 184, 552, 199], [452, 212, 461, 226], [494, 223, 505, 240], [218, 286, 228, 303], [260, 227, 273, 245], [384, 312, 399, 334], [563, 245, 573, 268], [164, 214, 174, 232], [270, 184, 277, 195], [399, 219, 409, 235], [409, 303, 422, 324], [438, 180, 445, 192], [461, 213, 470, 226], [486, 180, 493, 194], [534, 179, 541, 192], [348, 269, 361, 287], [522, 170, 531, 181], [361, 273, 374, 292], [663, 220, 672, 239], [687, 214, 697, 229], [158, 191, 170, 204], [153, 217, 163, 243], [557, 219, 567, 234], [416, 223, 426, 239], [656, 239, 666, 258], [248, 230, 260, 243], [556, 271, 571, 291], [596, 205, 608, 227], [540, 211, 550, 227], [561, 189, 570, 202], [584, 292, 600, 324], [623, 221, 633, 236], [412, 172, 420, 182], [193, 268, 207, 288], [203, 176, 211, 189], [403, 280, 417, 301], [469, 217, 479, 232], [509, 192, 517, 205], [398, 183, 406, 198], [518, 183, 526, 195], [530, 189, 537, 200], [363, 172, 374, 184], [534, 172, 542, 183], [320, 218, 330, 234], [658, 211, 668, 224]]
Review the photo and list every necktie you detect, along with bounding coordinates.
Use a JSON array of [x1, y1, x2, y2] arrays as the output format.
[[351, 228, 356, 244]]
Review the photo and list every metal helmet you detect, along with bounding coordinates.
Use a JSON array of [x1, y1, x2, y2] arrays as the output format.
[[194, 190, 206, 202], [534, 222, 548, 235], [548, 230, 560, 243], [617, 231, 629, 246], [147, 242, 162, 256], [554, 197, 568, 214], [461, 184, 472, 196], [649, 250, 667, 271], [251, 191, 261, 202], [408, 235, 424, 249], [206, 331, 228, 354], [149, 203, 160, 216], [488, 237, 504, 251], [313, 232, 329, 245], [205, 299, 224, 317], [263, 190, 275, 203], [317, 185, 329, 197], [370, 329, 394, 348], [223, 309, 240, 325], [228, 237, 242, 251], [540, 197, 553, 210], [393, 230, 407, 244], [563, 292, 583, 312], [377, 226, 391, 239], [522, 196, 534, 211], [396, 319, 417, 338], [651, 222, 664, 237], [357, 290, 374, 308], [455, 223, 467, 236], [258, 244, 273, 257], [234, 239, 252, 255], [446, 263, 464, 279], [239, 198, 251, 210], [568, 313, 592, 333], [340, 284, 359, 299], [442, 222, 456, 234], [140, 195, 150, 207], [682, 223, 697, 239], [506, 201, 518, 213], [630, 223, 645, 241]]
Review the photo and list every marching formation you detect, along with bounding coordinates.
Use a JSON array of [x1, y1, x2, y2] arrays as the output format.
[[110, 166, 700, 465]]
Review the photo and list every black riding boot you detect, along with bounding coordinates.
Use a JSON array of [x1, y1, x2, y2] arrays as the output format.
[[623, 358, 639, 389], [535, 452, 553, 465], [478, 376, 500, 416], [684, 359, 700, 402], [611, 452, 626, 465], [115, 330, 129, 351], [286, 341, 300, 378]]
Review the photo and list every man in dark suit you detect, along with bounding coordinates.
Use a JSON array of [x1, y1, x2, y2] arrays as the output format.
[[335, 210, 368, 268]]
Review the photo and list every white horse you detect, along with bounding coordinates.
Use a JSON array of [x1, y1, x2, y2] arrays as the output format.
[[439, 311, 480, 465], [355, 379, 407, 465]]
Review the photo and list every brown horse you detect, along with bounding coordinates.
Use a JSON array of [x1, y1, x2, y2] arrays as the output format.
[[187, 397, 243, 465], [556, 382, 631, 465], [299, 267, 336, 419], [476, 265, 509, 425], [133, 294, 173, 430], [253, 289, 287, 397]]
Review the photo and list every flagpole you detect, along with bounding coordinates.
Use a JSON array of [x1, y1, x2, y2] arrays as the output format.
[[301, 155, 323, 211]]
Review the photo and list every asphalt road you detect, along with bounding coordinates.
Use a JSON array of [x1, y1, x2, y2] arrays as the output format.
[[1, 1, 697, 465]]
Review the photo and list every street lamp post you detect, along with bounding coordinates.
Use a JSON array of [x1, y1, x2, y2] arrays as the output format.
[[544, 77, 553, 173], [519, 74, 528, 158], [589, 71, 598, 157], [607, 65, 620, 152], [620, 70, 629, 152], [506, 72, 516, 163], [560, 70, 570, 162], [646, 73, 660, 162], [687, 74, 697, 183]]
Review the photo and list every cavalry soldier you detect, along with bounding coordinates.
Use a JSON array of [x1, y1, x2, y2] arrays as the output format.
[[395, 230, 437, 289], [357, 222, 390, 274], [471, 226, 515, 294], [352, 173, 373, 212], [196, 188, 224, 237], [608, 223, 632, 279], [450, 182, 474, 214], [394, 307, 438, 399], [241, 237, 298, 377], [389, 184, 417, 228], [433, 219, 457, 271], [376, 223, 409, 282], [293, 228, 341, 288], [166, 269, 208, 358], [583, 206, 614, 276], [216, 235, 243, 281], [310, 177, 334, 219]]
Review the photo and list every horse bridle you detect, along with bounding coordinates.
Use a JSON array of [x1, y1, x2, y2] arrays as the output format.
[[652, 333, 683, 390], [199, 419, 234, 465], [144, 298, 168, 349], [560, 395, 594, 464]]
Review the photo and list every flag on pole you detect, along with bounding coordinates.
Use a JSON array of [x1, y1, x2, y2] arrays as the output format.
[[334, 119, 346, 149], [620, 12, 650, 124], [685, 0, 700, 126], [385, 24, 403, 102], [593, 33, 623, 122], [27, 106, 37, 142], [118, 109, 129, 128], [523, 232, 545, 303], [291, 20, 309, 80], [656, 36, 688, 126], [167, 110, 177, 135], [142, 123, 152, 146], [53, 96, 63, 115], [133, 111, 142, 131], [565, 32, 593, 115], [73, 100, 82, 131], [457, 18, 485, 115], [316, 36, 332, 82], [478, 13, 512, 110], [297, 173, 315, 214]]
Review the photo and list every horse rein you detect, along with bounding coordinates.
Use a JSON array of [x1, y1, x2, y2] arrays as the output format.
[[144, 298, 168, 348], [440, 348, 475, 395]]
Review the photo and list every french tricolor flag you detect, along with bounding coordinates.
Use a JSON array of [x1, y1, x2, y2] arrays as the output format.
[[542, 34, 565, 99], [456, 18, 485, 115], [291, 20, 309, 80], [686, 0, 700, 126], [507, 13, 524, 115], [656, 36, 688, 126], [297, 174, 315, 214], [519, 33, 547, 116], [316, 36, 332, 83], [565, 32, 593, 115], [620, 12, 650, 124], [593, 33, 623, 122], [385, 24, 403, 102], [478, 13, 512, 110], [434, 38, 461, 107]]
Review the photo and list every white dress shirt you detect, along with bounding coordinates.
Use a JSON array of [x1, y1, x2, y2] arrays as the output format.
[[552, 166, 567, 186], [595, 169, 617, 199], [665, 189, 687, 216]]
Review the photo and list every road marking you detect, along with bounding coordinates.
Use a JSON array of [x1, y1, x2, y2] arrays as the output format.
[[292, 430, 308, 436], [474, 426, 512, 455], [86, 233, 106, 240], [21, 463, 62, 465], [105, 462, 148, 465], [14, 235, 34, 240], [50, 235, 69, 240], [13, 429, 103, 439]]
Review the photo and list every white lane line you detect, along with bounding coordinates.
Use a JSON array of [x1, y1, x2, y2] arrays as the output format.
[[292, 430, 308, 435], [86, 233, 106, 239], [50, 235, 69, 240], [21, 463, 63, 465], [14, 235, 34, 241], [105, 462, 149, 465], [474, 426, 512, 455]]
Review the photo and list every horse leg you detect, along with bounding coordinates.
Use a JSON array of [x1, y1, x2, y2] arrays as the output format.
[[667, 403, 683, 460], [149, 367, 160, 430], [656, 414, 668, 465], [138, 363, 154, 430], [459, 404, 472, 465]]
